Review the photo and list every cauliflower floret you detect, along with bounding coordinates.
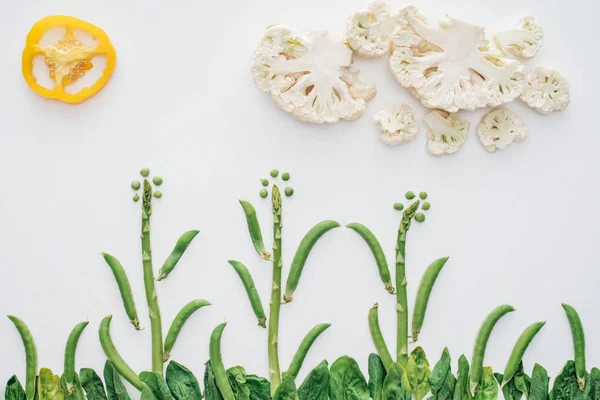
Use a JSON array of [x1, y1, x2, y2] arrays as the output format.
[[494, 16, 543, 59], [341, 68, 377, 101], [520, 66, 570, 115], [477, 109, 527, 152], [346, 1, 397, 57], [389, 6, 524, 113], [424, 110, 470, 156], [374, 104, 419, 145], [251, 25, 375, 124]]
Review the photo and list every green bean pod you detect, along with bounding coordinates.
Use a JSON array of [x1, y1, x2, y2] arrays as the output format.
[[157, 230, 200, 280], [562, 303, 587, 390], [8, 316, 37, 400], [411, 257, 449, 342], [239, 200, 271, 260], [346, 222, 394, 294], [228, 260, 266, 328], [102, 253, 140, 330], [63, 321, 89, 393], [209, 323, 235, 400], [283, 220, 341, 302], [286, 323, 331, 379], [470, 304, 515, 396], [368, 304, 393, 371], [98, 316, 144, 391], [502, 321, 546, 387], [163, 299, 211, 361]]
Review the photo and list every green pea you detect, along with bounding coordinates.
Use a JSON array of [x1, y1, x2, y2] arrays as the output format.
[[415, 213, 425, 223], [422, 202, 430, 210], [284, 187, 294, 197], [261, 179, 269, 187], [131, 181, 141, 190], [420, 192, 428, 200], [140, 168, 150, 177], [154, 191, 163, 199], [282, 172, 290, 181], [152, 176, 163, 186], [393, 203, 404, 211], [270, 169, 279, 178], [133, 194, 139, 202], [405, 191, 415, 200], [260, 189, 268, 198]]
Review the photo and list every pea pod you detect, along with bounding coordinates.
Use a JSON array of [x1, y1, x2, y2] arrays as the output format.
[[157, 230, 200, 281], [63, 321, 89, 394], [411, 257, 449, 342], [283, 220, 341, 302], [368, 304, 393, 371], [501, 321, 545, 387], [209, 323, 235, 400], [562, 303, 587, 390], [8, 315, 37, 400], [239, 200, 271, 260], [286, 323, 331, 379], [228, 260, 266, 328], [163, 299, 211, 361], [102, 253, 140, 330]]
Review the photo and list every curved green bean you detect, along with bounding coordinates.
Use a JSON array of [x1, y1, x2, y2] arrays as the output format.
[[98, 315, 144, 391], [562, 303, 587, 390], [63, 321, 89, 393], [228, 260, 266, 328], [283, 220, 341, 302], [8, 315, 37, 400], [102, 253, 140, 330], [470, 304, 515, 395], [502, 321, 546, 387], [346, 222, 394, 294], [209, 323, 235, 400], [368, 304, 393, 371], [157, 230, 200, 281], [411, 257, 449, 342], [163, 299, 212, 361], [239, 200, 271, 260], [286, 323, 331, 378]]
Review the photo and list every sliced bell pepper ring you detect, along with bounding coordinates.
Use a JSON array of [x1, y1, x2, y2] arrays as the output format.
[[22, 15, 116, 104]]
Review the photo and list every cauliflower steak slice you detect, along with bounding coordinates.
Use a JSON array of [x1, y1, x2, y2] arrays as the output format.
[[494, 16, 543, 59], [346, 0, 397, 57], [520, 66, 570, 115]]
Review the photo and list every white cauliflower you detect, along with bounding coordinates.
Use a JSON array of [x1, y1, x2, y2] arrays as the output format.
[[477, 109, 528, 152], [520, 66, 570, 115], [389, 6, 524, 113], [346, 1, 397, 57], [251, 25, 375, 124], [494, 16, 543, 59], [424, 110, 470, 156], [374, 104, 419, 145]]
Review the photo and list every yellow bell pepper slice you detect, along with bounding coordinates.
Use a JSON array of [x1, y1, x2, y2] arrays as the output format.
[[22, 15, 116, 104]]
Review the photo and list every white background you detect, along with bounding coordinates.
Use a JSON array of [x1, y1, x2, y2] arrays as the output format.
[[0, 0, 598, 396]]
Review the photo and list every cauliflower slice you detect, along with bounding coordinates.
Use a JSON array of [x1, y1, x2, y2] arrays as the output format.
[[424, 110, 470, 156], [251, 25, 375, 124], [374, 104, 419, 145], [494, 16, 543, 59], [346, 1, 397, 57], [520, 66, 570, 115], [477, 109, 527, 152], [389, 6, 524, 113]]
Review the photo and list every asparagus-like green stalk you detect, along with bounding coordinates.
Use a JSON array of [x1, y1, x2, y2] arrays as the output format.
[[268, 185, 283, 395], [141, 180, 164, 375], [396, 200, 420, 366]]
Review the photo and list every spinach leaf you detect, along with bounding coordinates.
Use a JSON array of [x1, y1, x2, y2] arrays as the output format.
[[204, 361, 224, 400], [139, 372, 172, 400], [453, 355, 471, 400], [80, 368, 108, 400], [246, 375, 271, 400], [141, 387, 158, 400], [588, 368, 600, 400], [494, 362, 529, 400], [407, 347, 432, 400], [5, 375, 27, 400], [436, 371, 457, 400], [430, 348, 451, 394], [166, 361, 202, 400], [514, 370, 531, 398], [298, 360, 329, 400], [550, 361, 579, 400], [529, 364, 549, 400], [103, 361, 131, 400], [274, 376, 299, 400], [368, 354, 386, 400], [382, 363, 411, 400], [227, 366, 250, 400], [39, 368, 65, 400], [329, 356, 369, 400], [473, 367, 497, 400]]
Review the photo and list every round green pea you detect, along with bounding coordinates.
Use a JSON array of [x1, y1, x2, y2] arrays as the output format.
[[284, 187, 294, 197], [419, 191, 428, 200], [153, 176, 163, 186], [260, 189, 268, 198], [405, 191, 415, 200], [133, 194, 139, 202], [261, 179, 269, 187], [154, 191, 163, 199], [393, 203, 404, 211], [422, 202, 431, 211], [270, 169, 279, 178], [131, 181, 141, 190], [415, 213, 425, 223], [140, 168, 150, 177], [282, 172, 290, 181]]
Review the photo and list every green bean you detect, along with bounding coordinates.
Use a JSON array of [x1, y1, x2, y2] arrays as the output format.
[[102, 252, 140, 330], [239, 200, 271, 260], [131, 181, 141, 190], [209, 323, 235, 400], [140, 168, 150, 177], [282, 172, 290, 181], [284, 187, 294, 197], [98, 315, 144, 391], [63, 321, 89, 393], [286, 323, 331, 378], [283, 220, 341, 302], [157, 230, 200, 281], [412, 257, 449, 342], [470, 304, 515, 395], [270, 169, 279, 178], [164, 299, 211, 361], [154, 191, 163, 199], [152, 176, 163, 186], [8, 315, 37, 400], [502, 321, 546, 387], [562, 303, 586, 390], [346, 222, 394, 294], [228, 260, 266, 328], [368, 304, 393, 371]]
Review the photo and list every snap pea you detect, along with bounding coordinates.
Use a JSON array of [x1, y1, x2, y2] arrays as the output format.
[[8, 315, 37, 400], [157, 230, 200, 281], [368, 304, 393, 371], [562, 303, 587, 390], [239, 200, 271, 260], [209, 323, 235, 400], [346, 222, 394, 294], [228, 260, 266, 327], [286, 323, 331, 379], [163, 299, 212, 361], [102, 253, 140, 330], [63, 321, 89, 393], [501, 321, 546, 387], [283, 220, 341, 302], [411, 257, 449, 342]]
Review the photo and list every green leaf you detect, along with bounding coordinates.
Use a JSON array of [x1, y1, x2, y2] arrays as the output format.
[[474, 367, 498, 400], [141, 387, 157, 400], [80, 369, 108, 400], [61, 373, 85, 400], [329, 356, 369, 400], [514, 369, 531, 398], [246, 375, 271, 400], [227, 366, 250, 400], [204, 361, 224, 400], [166, 361, 202, 400], [430, 348, 451, 394], [382, 363, 412, 400], [139, 372, 172, 400], [5, 375, 27, 400], [298, 361, 329, 400], [494, 363, 528, 400], [588, 368, 600, 400], [407, 347, 432, 400], [104, 361, 131, 400], [435, 371, 456, 400], [453, 355, 471, 400], [39, 368, 65, 400], [529, 364, 549, 400], [368, 354, 386, 400], [273, 376, 299, 400], [550, 361, 579, 400]]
